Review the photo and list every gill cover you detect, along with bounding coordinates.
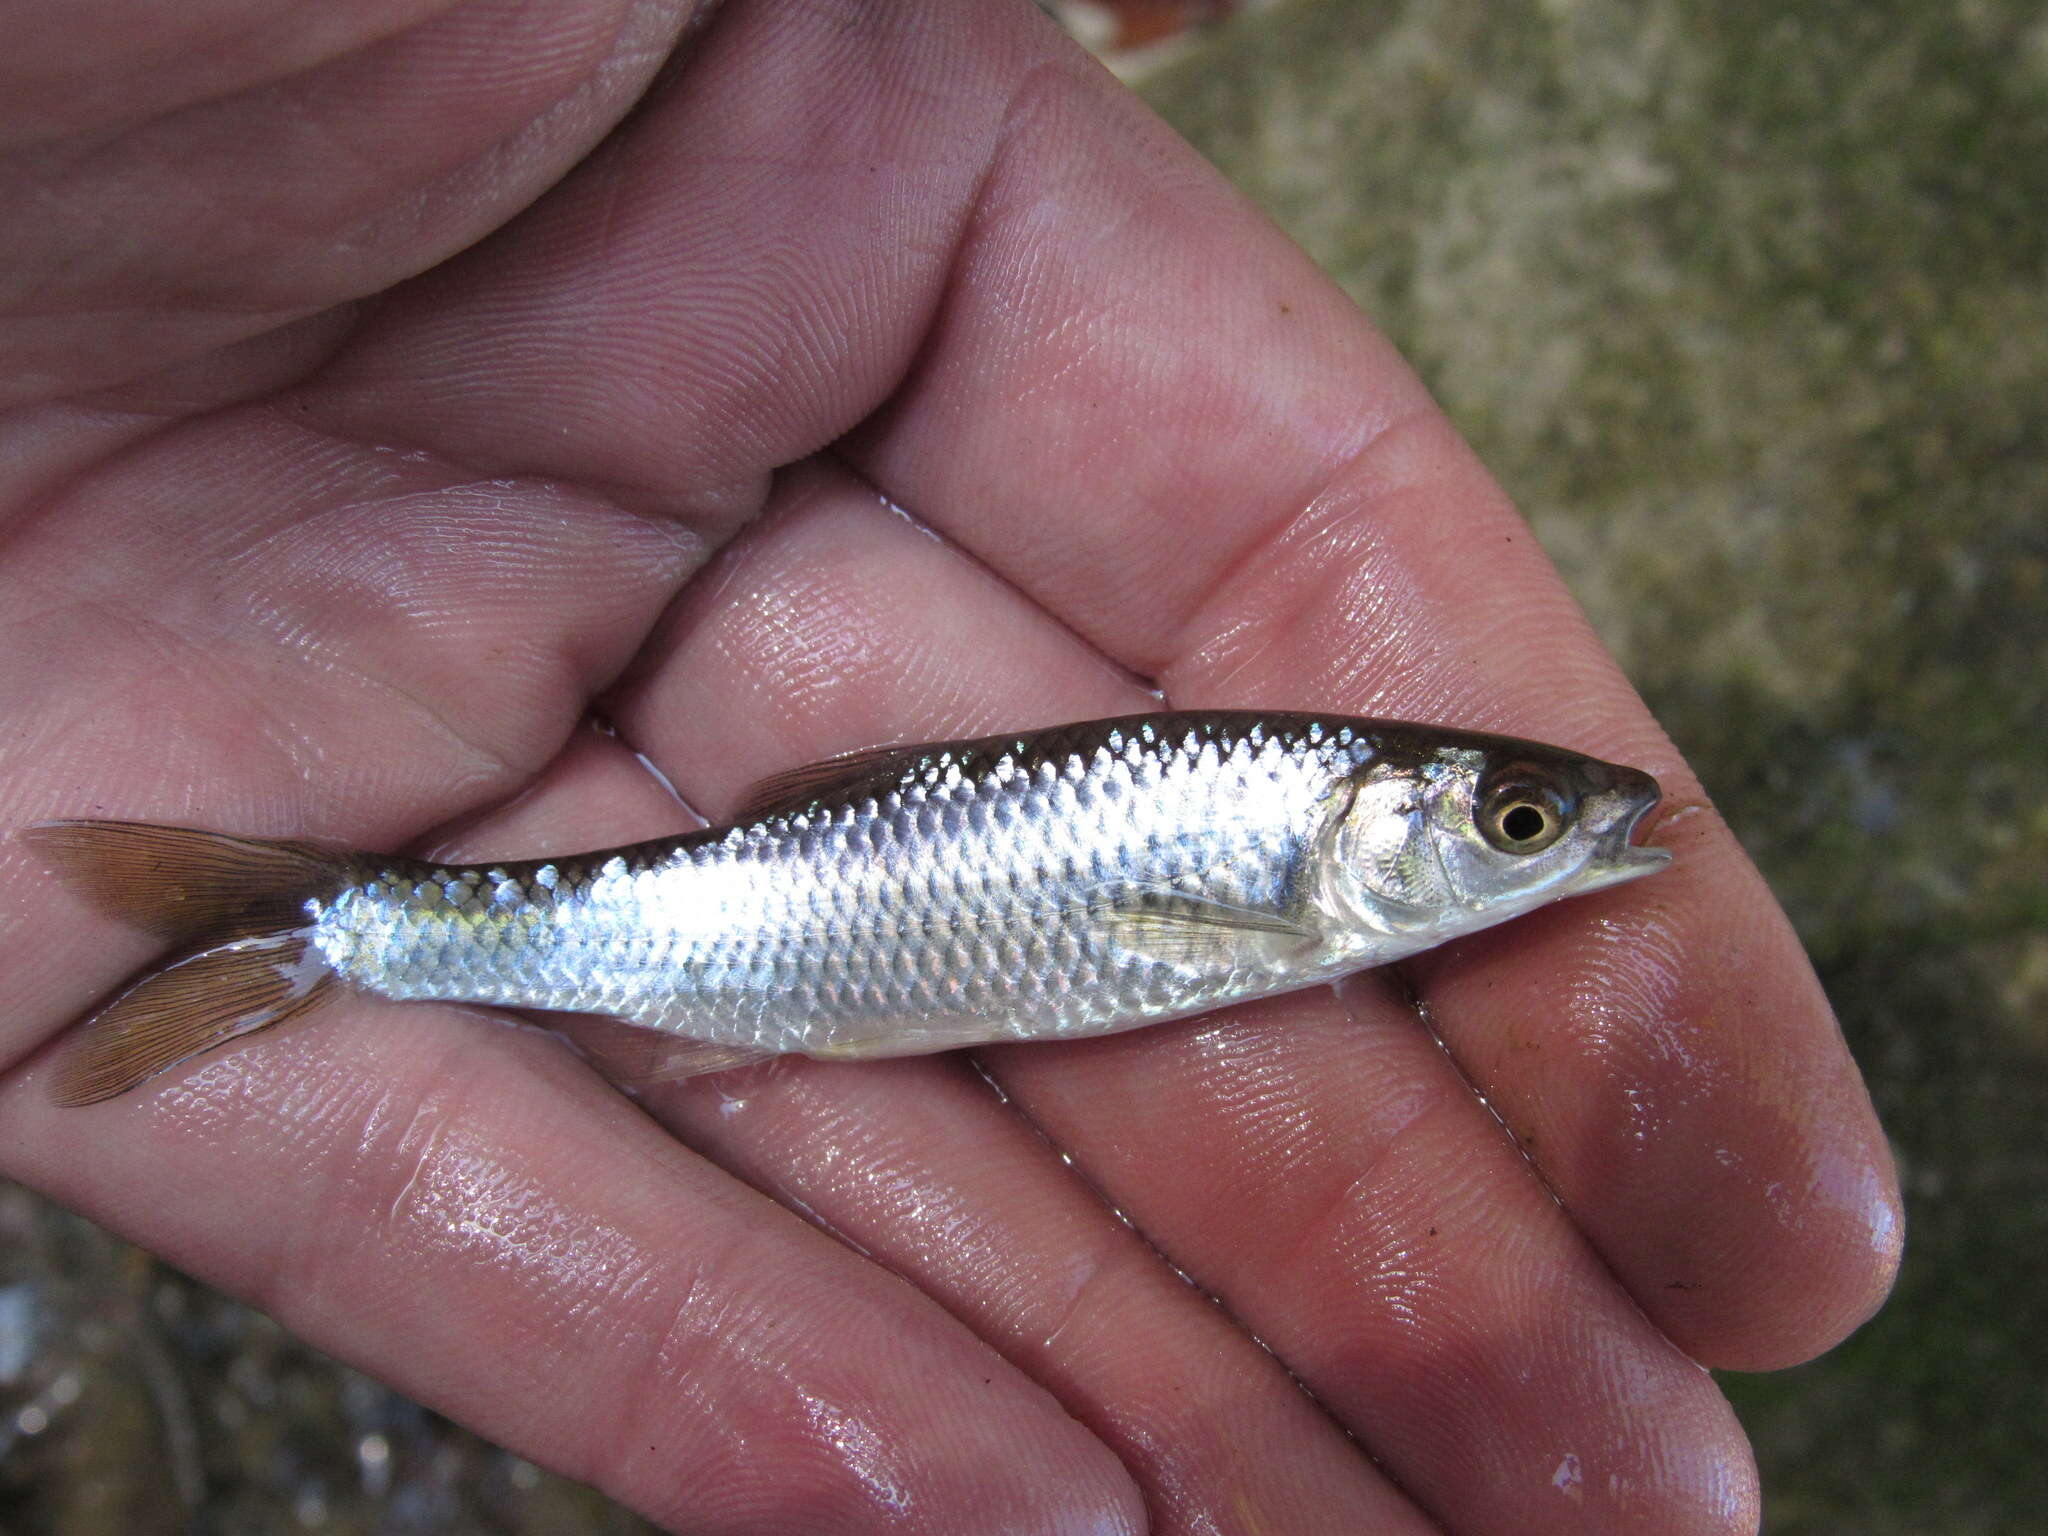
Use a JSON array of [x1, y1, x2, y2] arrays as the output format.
[[1328, 768, 1456, 916]]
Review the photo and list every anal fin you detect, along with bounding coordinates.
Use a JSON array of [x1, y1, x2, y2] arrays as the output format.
[[544, 1013, 779, 1087]]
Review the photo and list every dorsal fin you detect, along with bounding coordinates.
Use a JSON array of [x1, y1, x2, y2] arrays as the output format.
[[732, 742, 943, 821]]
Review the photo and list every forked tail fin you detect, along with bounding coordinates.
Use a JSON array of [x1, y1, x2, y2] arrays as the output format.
[[22, 821, 356, 1105]]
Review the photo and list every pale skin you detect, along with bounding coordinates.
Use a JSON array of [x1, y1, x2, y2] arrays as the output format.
[[0, 3, 1902, 1533]]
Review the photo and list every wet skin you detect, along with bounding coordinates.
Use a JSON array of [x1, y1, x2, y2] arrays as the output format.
[[0, 3, 1901, 1533]]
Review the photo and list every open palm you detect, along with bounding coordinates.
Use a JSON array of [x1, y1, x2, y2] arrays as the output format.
[[0, 4, 1900, 1532]]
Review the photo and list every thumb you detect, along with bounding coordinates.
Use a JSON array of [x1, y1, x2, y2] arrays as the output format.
[[0, 0, 709, 408]]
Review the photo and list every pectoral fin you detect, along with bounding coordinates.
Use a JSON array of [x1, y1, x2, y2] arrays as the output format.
[[1098, 896, 1320, 970]]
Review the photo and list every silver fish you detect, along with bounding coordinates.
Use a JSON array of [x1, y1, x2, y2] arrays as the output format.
[[26, 712, 1669, 1104]]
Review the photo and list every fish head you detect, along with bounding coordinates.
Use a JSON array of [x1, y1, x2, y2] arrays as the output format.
[[1325, 731, 1671, 939]]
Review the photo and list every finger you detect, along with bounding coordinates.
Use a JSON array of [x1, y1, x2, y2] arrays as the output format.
[[1, 0, 707, 404], [820, 16, 1901, 1367], [651, 1056, 1436, 1536], [291, 0, 1029, 514], [0, 0, 444, 147], [610, 465, 1754, 1534]]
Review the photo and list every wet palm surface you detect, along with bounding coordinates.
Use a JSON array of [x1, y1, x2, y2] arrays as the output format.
[[4, 2, 2041, 1531]]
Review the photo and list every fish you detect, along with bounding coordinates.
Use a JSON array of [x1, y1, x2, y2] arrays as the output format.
[[23, 711, 1670, 1105]]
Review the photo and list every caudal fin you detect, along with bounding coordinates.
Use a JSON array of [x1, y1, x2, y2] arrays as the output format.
[[22, 820, 355, 1105], [49, 932, 334, 1105]]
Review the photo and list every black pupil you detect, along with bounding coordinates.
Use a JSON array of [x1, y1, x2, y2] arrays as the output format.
[[1500, 803, 1548, 843]]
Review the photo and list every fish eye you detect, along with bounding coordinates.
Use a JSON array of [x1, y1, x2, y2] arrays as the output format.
[[1477, 770, 1573, 855]]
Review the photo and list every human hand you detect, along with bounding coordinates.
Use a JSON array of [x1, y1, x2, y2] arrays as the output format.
[[0, 3, 1901, 1532]]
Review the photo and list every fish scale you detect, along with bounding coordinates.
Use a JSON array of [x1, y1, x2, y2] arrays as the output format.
[[315, 717, 1377, 1055]]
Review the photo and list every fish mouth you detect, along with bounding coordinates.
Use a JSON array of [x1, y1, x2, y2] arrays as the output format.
[[1576, 773, 1674, 890], [1610, 786, 1673, 870]]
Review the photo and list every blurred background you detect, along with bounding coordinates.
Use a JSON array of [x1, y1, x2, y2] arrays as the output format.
[[4, 1, 2042, 1530]]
